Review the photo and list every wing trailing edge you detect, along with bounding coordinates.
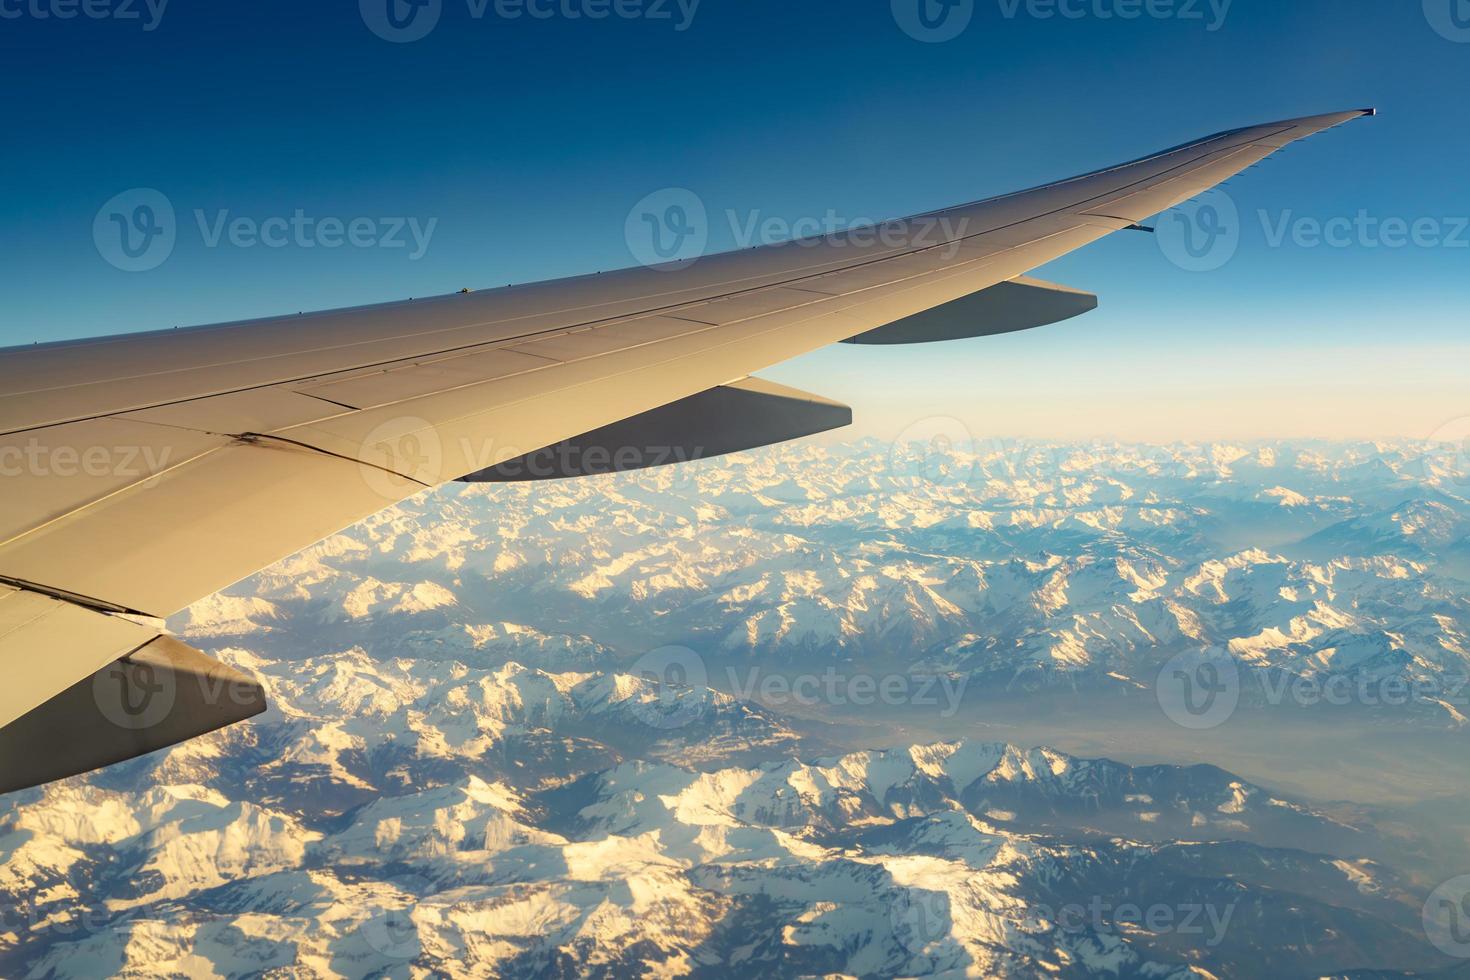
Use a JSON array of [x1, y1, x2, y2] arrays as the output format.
[[842, 276, 1097, 345], [0, 634, 266, 794], [459, 377, 851, 483]]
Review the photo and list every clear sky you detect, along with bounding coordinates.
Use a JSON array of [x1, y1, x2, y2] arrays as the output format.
[[1, 0, 1465, 441]]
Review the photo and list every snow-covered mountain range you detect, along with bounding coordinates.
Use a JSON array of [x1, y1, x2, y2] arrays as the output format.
[[3, 438, 1469, 977], [178, 438, 1470, 727], [1, 650, 1456, 978]]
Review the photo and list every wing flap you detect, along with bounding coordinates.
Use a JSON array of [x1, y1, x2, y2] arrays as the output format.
[[0, 634, 266, 793], [462, 376, 851, 482], [842, 276, 1097, 345], [0, 584, 160, 728]]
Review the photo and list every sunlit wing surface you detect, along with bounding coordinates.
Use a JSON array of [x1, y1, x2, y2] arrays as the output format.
[[0, 109, 1375, 792]]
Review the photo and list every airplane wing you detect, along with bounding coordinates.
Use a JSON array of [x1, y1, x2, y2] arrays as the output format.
[[0, 109, 1375, 792]]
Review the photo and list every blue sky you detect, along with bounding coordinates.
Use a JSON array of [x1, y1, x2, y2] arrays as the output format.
[[2, 0, 1466, 439]]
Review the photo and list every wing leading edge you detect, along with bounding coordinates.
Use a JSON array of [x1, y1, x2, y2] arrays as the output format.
[[0, 109, 1375, 792]]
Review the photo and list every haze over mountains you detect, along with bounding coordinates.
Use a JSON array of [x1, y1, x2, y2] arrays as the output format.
[[180, 437, 1470, 729], [3, 438, 1469, 978]]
